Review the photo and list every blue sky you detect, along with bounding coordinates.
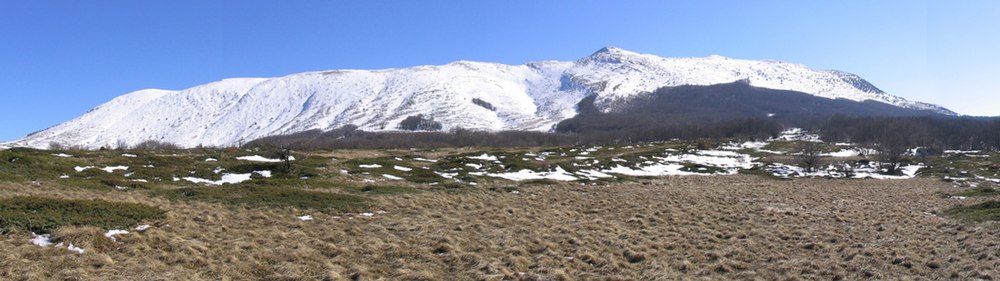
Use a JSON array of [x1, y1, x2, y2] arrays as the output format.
[[1, 1, 997, 141]]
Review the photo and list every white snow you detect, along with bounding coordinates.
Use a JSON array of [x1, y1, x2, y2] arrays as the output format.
[[487, 166, 579, 181], [236, 155, 285, 163], [134, 224, 152, 232], [205, 158, 218, 162], [31, 233, 53, 247], [182, 173, 253, 185], [773, 128, 822, 142], [382, 174, 404, 180], [823, 149, 862, 157], [393, 165, 412, 171], [253, 170, 272, 178], [121, 153, 137, 158], [413, 157, 438, 162], [51, 153, 73, 158], [359, 212, 375, 217], [297, 215, 313, 221], [66, 244, 85, 254], [104, 229, 129, 241], [359, 164, 382, 168], [468, 153, 499, 161], [100, 166, 129, 173], [944, 150, 981, 154], [767, 162, 923, 180], [74, 166, 93, 172]]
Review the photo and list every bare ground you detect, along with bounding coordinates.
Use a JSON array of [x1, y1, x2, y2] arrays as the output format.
[[1, 176, 997, 280]]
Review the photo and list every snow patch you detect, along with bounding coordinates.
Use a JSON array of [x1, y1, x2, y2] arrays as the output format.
[[182, 173, 253, 185], [236, 155, 287, 162]]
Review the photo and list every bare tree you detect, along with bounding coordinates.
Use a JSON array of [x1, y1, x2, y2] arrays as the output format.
[[875, 143, 907, 175], [796, 142, 825, 173]]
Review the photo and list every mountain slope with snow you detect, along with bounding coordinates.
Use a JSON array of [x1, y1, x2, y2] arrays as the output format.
[[6, 47, 954, 149]]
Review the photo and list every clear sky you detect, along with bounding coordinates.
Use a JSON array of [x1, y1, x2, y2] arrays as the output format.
[[1, 1, 997, 141]]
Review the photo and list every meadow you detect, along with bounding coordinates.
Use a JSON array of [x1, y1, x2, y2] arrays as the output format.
[[0, 141, 997, 280]]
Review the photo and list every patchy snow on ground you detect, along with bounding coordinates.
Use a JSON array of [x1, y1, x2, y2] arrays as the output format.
[[31, 233, 53, 247], [254, 170, 272, 178], [719, 141, 768, 151], [413, 157, 438, 162], [773, 128, 822, 142], [66, 244, 85, 254], [487, 166, 578, 181], [394, 165, 412, 172], [359, 212, 375, 217], [823, 149, 862, 157], [135, 224, 152, 232], [576, 169, 614, 180], [104, 229, 129, 241], [857, 165, 923, 179], [359, 164, 382, 169], [767, 162, 923, 180], [603, 163, 697, 176], [51, 153, 73, 158], [944, 150, 981, 154], [74, 166, 94, 172], [100, 166, 129, 173], [297, 215, 313, 221], [467, 153, 499, 161], [236, 155, 287, 162], [205, 158, 218, 162], [182, 173, 253, 185], [382, 174, 404, 180], [660, 150, 755, 170], [121, 153, 137, 158]]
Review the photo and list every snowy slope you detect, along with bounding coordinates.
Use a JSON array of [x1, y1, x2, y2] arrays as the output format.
[[6, 47, 954, 149]]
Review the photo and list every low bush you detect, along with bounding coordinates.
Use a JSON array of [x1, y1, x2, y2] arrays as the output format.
[[944, 201, 1000, 222], [0, 196, 165, 234]]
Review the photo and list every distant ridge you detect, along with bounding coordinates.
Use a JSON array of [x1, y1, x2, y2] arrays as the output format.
[[6, 47, 954, 149]]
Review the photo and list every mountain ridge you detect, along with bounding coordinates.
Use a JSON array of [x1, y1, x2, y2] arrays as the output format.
[[5, 47, 955, 149]]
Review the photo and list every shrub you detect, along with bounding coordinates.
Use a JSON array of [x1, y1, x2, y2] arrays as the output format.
[[0, 196, 165, 234], [944, 201, 1000, 222], [398, 114, 443, 131]]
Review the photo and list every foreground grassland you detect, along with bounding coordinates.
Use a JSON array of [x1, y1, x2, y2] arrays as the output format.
[[0, 146, 998, 280]]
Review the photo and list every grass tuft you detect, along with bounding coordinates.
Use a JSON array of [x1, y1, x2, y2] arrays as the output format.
[[154, 185, 370, 212]]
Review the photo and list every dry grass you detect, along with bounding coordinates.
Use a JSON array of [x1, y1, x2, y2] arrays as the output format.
[[1, 176, 998, 280]]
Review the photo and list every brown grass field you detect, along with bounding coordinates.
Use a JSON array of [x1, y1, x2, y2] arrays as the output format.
[[1, 175, 998, 280]]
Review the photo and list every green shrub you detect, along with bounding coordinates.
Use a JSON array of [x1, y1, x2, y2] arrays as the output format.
[[944, 201, 1000, 222], [0, 196, 165, 234]]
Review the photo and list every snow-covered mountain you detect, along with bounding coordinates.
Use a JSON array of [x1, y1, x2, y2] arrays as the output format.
[[6, 47, 954, 149]]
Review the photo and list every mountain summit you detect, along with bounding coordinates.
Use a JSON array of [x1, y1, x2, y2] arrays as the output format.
[[7, 47, 954, 149]]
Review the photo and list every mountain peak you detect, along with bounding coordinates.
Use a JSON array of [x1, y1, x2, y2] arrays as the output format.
[[592, 46, 624, 54], [8, 47, 955, 149], [582, 46, 639, 64]]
